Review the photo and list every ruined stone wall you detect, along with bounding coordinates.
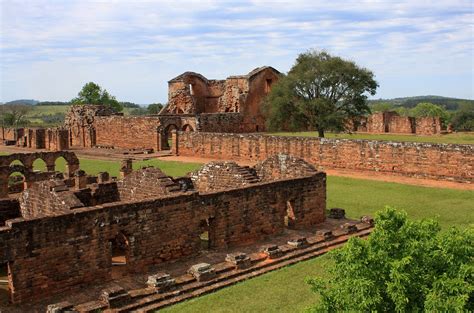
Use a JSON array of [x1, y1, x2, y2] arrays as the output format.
[[366, 112, 385, 133], [46, 128, 69, 151], [1, 127, 21, 142], [388, 116, 415, 134], [416, 117, 442, 135], [176, 132, 473, 182], [0, 172, 325, 303], [190, 162, 259, 192], [198, 113, 245, 133], [93, 116, 161, 150]]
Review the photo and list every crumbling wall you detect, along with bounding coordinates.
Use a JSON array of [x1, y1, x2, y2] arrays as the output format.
[[388, 115, 415, 133], [255, 154, 318, 181], [198, 113, 245, 133], [118, 167, 182, 200], [176, 132, 473, 182], [190, 161, 259, 192], [416, 117, 442, 135]]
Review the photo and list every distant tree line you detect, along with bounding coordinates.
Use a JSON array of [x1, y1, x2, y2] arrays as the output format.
[[370, 101, 474, 131]]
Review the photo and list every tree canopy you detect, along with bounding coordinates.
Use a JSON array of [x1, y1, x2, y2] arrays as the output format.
[[265, 50, 378, 137], [0, 104, 32, 127], [306, 207, 473, 312], [71, 82, 123, 112]]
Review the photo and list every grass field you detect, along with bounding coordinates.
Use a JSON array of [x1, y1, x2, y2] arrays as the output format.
[[268, 131, 474, 145]]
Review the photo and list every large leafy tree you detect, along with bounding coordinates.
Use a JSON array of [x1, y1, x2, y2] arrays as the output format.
[[265, 50, 378, 137], [71, 82, 123, 112], [306, 207, 473, 312]]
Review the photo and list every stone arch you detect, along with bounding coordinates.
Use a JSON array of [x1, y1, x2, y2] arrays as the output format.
[[160, 124, 179, 150], [182, 124, 194, 132], [32, 158, 47, 172]]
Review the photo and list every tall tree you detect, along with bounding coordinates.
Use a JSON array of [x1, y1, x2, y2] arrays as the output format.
[[71, 82, 123, 112], [306, 207, 474, 312], [265, 50, 378, 137], [0, 104, 32, 127]]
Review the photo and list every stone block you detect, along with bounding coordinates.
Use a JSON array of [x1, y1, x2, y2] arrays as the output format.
[[100, 285, 131, 308], [188, 263, 216, 281], [147, 272, 176, 292], [287, 237, 308, 248], [225, 252, 252, 269], [329, 208, 345, 219], [361, 215, 374, 226], [340, 223, 358, 234], [46, 301, 77, 313], [261, 244, 283, 259], [317, 229, 334, 241]]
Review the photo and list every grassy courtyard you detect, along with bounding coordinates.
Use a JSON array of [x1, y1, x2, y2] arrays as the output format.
[[268, 131, 474, 145]]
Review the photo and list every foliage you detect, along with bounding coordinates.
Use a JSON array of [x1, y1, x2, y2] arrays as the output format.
[[367, 96, 474, 111], [147, 103, 164, 114], [306, 207, 474, 312], [450, 103, 474, 131], [36, 101, 71, 106], [265, 50, 378, 137], [119, 101, 140, 108], [370, 102, 393, 112], [129, 107, 148, 116], [71, 82, 123, 112], [0, 104, 32, 127]]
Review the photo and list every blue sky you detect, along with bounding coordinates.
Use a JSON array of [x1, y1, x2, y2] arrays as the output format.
[[1, 0, 473, 104]]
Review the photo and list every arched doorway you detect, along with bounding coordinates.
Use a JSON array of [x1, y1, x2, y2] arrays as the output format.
[[162, 124, 178, 150], [182, 124, 194, 132], [8, 172, 26, 194], [32, 158, 47, 172], [110, 232, 130, 279]]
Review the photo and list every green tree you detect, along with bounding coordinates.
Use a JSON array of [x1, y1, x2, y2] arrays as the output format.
[[306, 207, 473, 312], [71, 82, 123, 112], [147, 103, 164, 114], [265, 50, 378, 137], [370, 102, 393, 112], [450, 103, 474, 131], [410, 102, 449, 126], [0, 104, 32, 127]]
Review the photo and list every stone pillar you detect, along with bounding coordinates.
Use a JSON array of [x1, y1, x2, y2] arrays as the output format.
[[171, 130, 179, 155], [120, 159, 133, 179], [97, 172, 110, 183], [66, 162, 80, 178], [74, 170, 87, 189]]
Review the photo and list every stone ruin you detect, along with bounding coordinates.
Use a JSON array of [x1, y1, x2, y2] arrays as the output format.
[[0, 152, 326, 304]]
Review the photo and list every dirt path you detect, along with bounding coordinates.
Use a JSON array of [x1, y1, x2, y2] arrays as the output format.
[[159, 155, 474, 191]]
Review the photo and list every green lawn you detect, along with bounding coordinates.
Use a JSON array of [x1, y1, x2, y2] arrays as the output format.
[[268, 131, 474, 145]]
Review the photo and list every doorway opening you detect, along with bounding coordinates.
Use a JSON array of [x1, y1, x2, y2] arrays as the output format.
[[284, 201, 296, 229]]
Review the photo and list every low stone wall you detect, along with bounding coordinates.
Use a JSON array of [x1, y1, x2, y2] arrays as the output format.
[[174, 132, 473, 182]]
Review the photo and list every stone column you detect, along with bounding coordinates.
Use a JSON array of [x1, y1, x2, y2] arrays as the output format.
[[120, 159, 133, 179], [74, 170, 87, 189], [171, 130, 179, 156]]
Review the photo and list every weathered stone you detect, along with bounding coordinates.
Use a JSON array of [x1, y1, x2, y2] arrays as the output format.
[[100, 285, 131, 308], [329, 208, 346, 219], [361, 215, 375, 226], [225, 252, 252, 269], [188, 263, 216, 281], [262, 245, 283, 259], [287, 237, 308, 248], [317, 229, 334, 241], [46, 301, 77, 313], [340, 223, 358, 234], [147, 272, 176, 292]]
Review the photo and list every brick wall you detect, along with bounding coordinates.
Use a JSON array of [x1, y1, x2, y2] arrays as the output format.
[[94, 116, 160, 150], [175, 132, 473, 182], [0, 199, 20, 226], [198, 113, 245, 132], [0, 171, 325, 303]]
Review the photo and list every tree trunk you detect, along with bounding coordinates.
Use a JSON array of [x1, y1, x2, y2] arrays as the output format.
[[318, 128, 325, 138]]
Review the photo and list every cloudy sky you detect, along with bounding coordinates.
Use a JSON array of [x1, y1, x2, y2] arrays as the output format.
[[1, 0, 473, 104]]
